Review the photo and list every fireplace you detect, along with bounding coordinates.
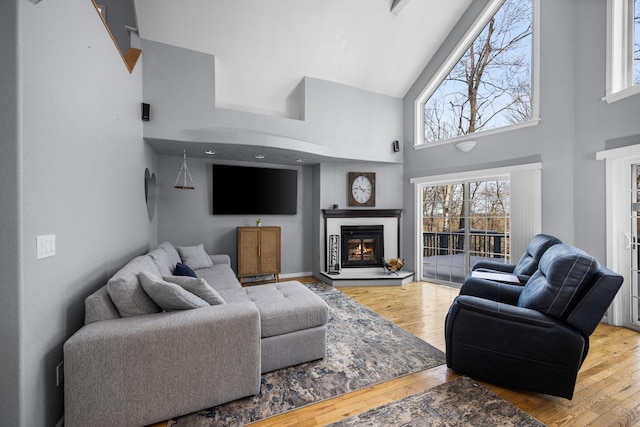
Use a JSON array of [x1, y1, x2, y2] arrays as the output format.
[[321, 209, 413, 285], [322, 209, 402, 273], [341, 225, 384, 268]]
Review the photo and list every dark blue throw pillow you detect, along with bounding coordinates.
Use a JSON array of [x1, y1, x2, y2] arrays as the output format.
[[174, 262, 197, 278]]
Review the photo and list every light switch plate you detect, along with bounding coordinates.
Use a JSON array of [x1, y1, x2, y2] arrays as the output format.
[[36, 235, 56, 259]]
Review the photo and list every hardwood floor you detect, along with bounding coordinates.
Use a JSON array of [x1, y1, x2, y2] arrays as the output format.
[[151, 279, 640, 427]]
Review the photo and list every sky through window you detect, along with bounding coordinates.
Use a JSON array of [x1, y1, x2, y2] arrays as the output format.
[[423, 0, 533, 143]]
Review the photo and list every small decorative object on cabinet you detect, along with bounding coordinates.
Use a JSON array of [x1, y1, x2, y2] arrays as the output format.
[[237, 226, 281, 285], [348, 172, 376, 207]]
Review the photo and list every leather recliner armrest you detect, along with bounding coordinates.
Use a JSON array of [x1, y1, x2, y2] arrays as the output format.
[[459, 277, 523, 305], [471, 260, 516, 273]]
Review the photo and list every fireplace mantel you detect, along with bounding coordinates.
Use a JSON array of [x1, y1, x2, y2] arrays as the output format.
[[322, 209, 402, 219]]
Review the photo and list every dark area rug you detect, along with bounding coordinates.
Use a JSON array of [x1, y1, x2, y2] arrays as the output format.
[[330, 376, 546, 427], [169, 283, 446, 426]]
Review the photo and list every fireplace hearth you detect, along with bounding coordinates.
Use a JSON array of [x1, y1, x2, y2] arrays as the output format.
[[341, 225, 384, 268]]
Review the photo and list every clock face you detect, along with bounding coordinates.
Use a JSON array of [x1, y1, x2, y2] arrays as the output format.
[[348, 172, 376, 206], [352, 176, 372, 203]]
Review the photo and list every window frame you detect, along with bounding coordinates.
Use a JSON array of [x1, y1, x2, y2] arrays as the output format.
[[414, 0, 540, 149], [604, 0, 640, 103], [419, 177, 512, 286], [411, 162, 542, 283]]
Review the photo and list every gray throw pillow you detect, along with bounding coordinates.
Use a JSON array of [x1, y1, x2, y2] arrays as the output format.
[[138, 271, 210, 311], [163, 275, 226, 306], [177, 244, 214, 270], [106, 256, 162, 318]]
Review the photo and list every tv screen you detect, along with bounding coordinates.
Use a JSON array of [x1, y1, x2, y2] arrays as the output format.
[[212, 165, 298, 215]]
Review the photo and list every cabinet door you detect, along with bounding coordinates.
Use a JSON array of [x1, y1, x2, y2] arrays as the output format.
[[238, 228, 260, 276], [258, 227, 281, 274]]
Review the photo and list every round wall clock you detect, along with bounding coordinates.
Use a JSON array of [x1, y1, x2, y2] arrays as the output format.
[[348, 172, 376, 207]]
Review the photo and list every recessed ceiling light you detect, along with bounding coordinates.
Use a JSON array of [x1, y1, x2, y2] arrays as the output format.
[[204, 150, 216, 155], [255, 154, 265, 159]]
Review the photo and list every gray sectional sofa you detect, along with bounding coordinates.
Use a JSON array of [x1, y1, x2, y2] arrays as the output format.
[[63, 242, 329, 427]]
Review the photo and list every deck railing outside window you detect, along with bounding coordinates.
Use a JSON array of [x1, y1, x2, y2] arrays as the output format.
[[423, 229, 509, 259]]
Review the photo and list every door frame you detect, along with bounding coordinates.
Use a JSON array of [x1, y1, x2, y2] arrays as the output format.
[[410, 162, 542, 283], [597, 143, 640, 327]]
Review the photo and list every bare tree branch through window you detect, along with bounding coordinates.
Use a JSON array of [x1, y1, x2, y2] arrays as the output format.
[[634, 0, 639, 84], [424, 0, 533, 143]]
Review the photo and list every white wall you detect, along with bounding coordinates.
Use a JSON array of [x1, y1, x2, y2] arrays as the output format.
[[5, 1, 156, 426], [401, 0, 640, 270]]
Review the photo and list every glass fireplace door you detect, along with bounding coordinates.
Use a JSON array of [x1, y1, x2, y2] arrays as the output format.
[[341, 225, 384, 268], [347, 238, 376, 262]]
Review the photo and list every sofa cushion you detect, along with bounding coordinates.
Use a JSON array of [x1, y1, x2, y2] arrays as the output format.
[[177, 244, 214, 270], [139, 272, 210, 311], [196, 264, 242, 291], [157, 241, 182, 267], [219, 281, 329, 338], [174, 262, 197, 278], [84, 286, 121, 324], [164, 275, 226, 305], [107, 255, 162, 317], [148, 247, 174, 277], [518, 244, 600, 319]]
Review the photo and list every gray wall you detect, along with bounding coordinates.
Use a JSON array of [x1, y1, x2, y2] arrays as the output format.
[[4, 1, 156, 426], [96, 0, 137, 56], [0, 1, 21, 424], [401, 0, 640, 271], [156, 155, 314, 277], [154, 156, 404, 279], [8, 1, 639, 425], [141, 39, 404, 164], [143, 38, 405, 279]]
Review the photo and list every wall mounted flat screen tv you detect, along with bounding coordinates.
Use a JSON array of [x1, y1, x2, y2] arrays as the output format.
[[212, 164, 298, 215]]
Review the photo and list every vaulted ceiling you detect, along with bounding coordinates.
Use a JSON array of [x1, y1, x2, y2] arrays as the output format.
[[134, 0, 472, 117]]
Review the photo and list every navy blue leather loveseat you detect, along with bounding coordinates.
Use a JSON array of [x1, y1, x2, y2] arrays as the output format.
[[445, 243, 623, 399]]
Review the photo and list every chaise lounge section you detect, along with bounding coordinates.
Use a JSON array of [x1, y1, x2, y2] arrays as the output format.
[[63, 242, 329, 427]]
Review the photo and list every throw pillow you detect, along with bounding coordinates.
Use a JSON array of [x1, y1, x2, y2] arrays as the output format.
[[106, 256, 162, 318], [177, 244, 214, 270], [163, 275, 226, 305], [138, 271, 210, 311], [174, 262, 197, 278]]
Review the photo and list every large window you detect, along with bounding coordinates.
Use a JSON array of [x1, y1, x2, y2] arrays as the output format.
[[605, 0, 640, 102], [417, 0, 535, 145]]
